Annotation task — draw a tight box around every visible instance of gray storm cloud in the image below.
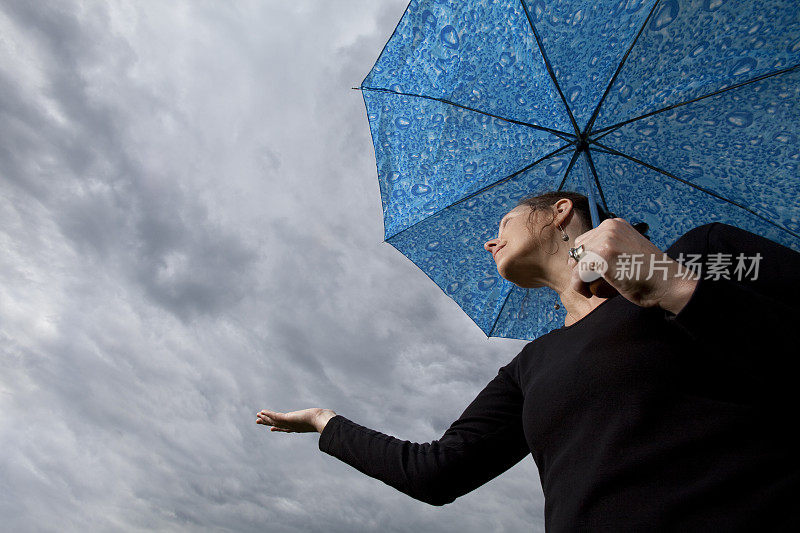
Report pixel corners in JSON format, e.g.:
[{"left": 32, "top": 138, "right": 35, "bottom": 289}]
[{"left": 0, "top": 2, "right": 540, "bottom": 531}]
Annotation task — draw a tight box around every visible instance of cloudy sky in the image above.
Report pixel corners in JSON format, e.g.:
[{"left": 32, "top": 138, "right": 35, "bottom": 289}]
[{"left": 0, "top": 1, "right": 541, "bottom": 531}]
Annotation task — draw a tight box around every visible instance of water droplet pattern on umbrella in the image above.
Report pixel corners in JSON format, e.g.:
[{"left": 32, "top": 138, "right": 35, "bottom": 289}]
[
  {"left": 601, "top": 69, "right": 800, "bottom": 242},
  {"left": 521, "top": 0, "right": 659, "bottom": 131},
  {"left": 365, "top": 90, "right": 566, "bottom": 239},
  {"left": 588, "top": 149, "right": 800, "bottom": 253},
  {"left": 363, "top": 0, "right": 572, "bottom": 130},
  {"left": 595, "top": 0, "right": 800, "bottom": 130}
]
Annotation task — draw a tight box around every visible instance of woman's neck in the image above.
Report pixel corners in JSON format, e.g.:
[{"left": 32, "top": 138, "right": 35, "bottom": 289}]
[
  {"left": 525, "top": 226, "right": 609, "bottom": 327},
  {"left": 561, "top": 293, "right": 608, "bottom": 327},
  {"left": 538, "top": 256, "right": 609, "bottom": 326}
]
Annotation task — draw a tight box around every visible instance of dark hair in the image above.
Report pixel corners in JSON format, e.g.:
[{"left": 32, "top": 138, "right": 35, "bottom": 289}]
[{"left": 515, "top": 191, "right": 649, "bottom": 254}]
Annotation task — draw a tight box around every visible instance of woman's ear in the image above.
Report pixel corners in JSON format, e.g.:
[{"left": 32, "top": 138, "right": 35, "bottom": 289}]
[{"left": 553, "top": 198, "right": 573, "bottom": 225}]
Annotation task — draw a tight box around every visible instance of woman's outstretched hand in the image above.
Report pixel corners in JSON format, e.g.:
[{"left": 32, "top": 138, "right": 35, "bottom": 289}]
[
  {"left": 256, "top": 408, "right": 337, "bottom": 434},
  {"left": 568, "top": 218, "right": 698, "bottom": 315}
]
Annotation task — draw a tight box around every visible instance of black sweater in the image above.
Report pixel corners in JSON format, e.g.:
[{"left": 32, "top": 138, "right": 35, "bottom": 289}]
[{"left": 319, "top": 223, "right": 800, "bottom": 532}]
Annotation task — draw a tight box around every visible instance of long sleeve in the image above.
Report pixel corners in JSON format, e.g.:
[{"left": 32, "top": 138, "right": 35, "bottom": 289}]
[
  {"left": 318, "top": 360, "right": 529, "bottom": 506},
  {"left": 664, "top": 222, "right": 800, "bottom": 336},
  {"left": 663, "top": 222, "right": 800, "bottom": 406},
  {"left": 667, "top": 222, "right": 800, "bottom": 322}
]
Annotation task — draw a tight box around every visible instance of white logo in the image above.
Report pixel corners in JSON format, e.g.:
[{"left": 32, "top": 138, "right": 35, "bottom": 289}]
[{"left": 576, "top": 251, "right": 608, "bottom": 282}]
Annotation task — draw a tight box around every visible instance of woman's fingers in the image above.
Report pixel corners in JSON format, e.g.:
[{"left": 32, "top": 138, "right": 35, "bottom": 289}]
[
  {"left": 256, "top": 409, "right": 299, "bottom": 431},
  {"left": 569, "top": 218, "right": 677, "bottom": 308},
  {"left": 257, "top": 409, "right": 281, "bottom": 426}
]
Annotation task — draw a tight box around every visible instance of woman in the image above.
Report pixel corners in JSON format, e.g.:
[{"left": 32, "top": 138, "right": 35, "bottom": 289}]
[{"left": 257, "top": 191, "right": 800, "bottom": 531}]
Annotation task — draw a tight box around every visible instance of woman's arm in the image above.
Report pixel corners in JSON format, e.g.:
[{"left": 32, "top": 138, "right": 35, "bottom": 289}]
[
  {"left": 663, "top": 222, "right": 800, "bottom": 339},
  {"left": 258, "top": 360, "right": 529, "bottom": 506},
  {"left": 569, "top": 219, "right": 799, "bottom": 323},
  {"left": 661, "top": 223, "right": 800, "bottom": 407}
]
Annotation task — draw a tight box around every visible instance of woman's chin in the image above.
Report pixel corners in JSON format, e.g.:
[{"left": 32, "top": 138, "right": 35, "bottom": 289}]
[
  {"left": 498, "top": 263, "right": 528, "bottom": 287},
  {"left": 503, "top": 276, "right": 537, "bottom": 289},
  {"left": 495, "top": 262, "right": 511, "bottom": 281},
  {"left": 502, "top": 268, "right": 545, "bottom": 289},
  {"left": 511, "top": 280, "right": 544, "bottom": 289}
]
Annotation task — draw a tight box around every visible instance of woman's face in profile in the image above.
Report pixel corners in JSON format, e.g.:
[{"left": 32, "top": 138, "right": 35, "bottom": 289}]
[{"left": 484, "top": 206, "right": 543, "bottom": 285}]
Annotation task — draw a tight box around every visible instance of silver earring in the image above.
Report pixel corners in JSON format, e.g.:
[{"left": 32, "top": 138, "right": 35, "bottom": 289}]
[{"left": 557, "top": 223, "right": 569, "bottom": 241}]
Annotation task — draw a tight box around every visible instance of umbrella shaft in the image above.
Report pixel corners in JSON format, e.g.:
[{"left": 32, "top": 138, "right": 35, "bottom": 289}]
[{"left": 581, "top": 151, "right": 601, "bottom": 228}]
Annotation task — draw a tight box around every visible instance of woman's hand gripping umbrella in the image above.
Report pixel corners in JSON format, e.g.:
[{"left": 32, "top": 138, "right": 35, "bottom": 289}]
[{"left": 566, "top": 217, "right": 698, "bottom": 315}]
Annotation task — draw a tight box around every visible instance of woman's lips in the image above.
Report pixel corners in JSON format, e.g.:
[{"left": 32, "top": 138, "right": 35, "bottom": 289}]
[{"left": 493, "top": 245, "right": 505, "bottom": 260}]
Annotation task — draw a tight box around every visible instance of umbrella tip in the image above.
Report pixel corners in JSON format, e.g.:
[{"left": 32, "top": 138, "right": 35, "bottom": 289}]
[{"left": 351, "top": 87, "right": 361, "bottom": 90}]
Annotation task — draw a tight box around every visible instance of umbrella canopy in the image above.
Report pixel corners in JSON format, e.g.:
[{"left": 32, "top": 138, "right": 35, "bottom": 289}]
[{"left": 362, "top": 0, "right": 800, "bottom": 341}]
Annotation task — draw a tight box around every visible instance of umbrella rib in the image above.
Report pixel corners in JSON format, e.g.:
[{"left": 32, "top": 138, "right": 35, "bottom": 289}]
[
  {"left": 590, "top": 124, "right": 625, "bottom": 144},
  {"left": 555, "top": 149, "right": 611, "bottom": 216},
  {"left": 358, "top": 1, "right": 414, "bottom": 88},
  {"left": 520, "top": 1, "right": 581, "bottom": 136},
  {"left": 384, "top": 142, "right": 576, "bottom": 242},
  {"left": 591, "top": 63, "right": 800, "bottom": 135},
  {"left": 488, "top": 285, "right": 516, "bottom": 338},
  {"left": 359, "top": 86, "right": 576, "bottom": 140},
  {"left": 582, "top": 0, "right": 662, "bottom": 136},
  {"left": 589, "top": 141, "right": 800, "bottom": 241},
  {"left": 557, "top": 148, "right": 582, "bottom": 191},
  {"left": 583, "top": 149, "right": 611, "bottom": 215}
]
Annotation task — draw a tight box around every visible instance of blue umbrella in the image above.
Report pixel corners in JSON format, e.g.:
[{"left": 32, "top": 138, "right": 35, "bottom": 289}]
[{"left": 361, "top": 0, "right": 800, "bottom": 341}]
